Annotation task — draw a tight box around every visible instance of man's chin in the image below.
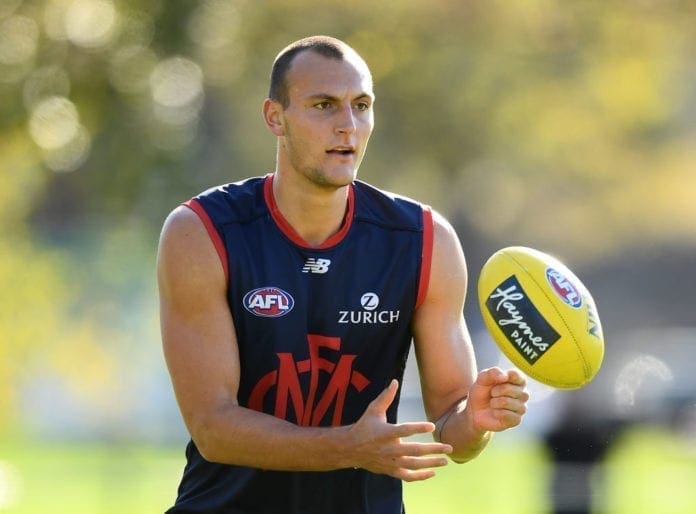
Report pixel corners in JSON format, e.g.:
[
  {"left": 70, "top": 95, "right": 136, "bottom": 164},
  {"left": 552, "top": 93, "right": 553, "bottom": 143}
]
[{"left": 309, "top": 168, "right": 358, "bottom": 189}]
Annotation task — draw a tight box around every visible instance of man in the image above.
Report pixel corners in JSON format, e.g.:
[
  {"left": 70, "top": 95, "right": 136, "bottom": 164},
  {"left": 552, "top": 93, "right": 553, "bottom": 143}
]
[{"left": 158, "top": 35, "right": 529, "bottom": 513}]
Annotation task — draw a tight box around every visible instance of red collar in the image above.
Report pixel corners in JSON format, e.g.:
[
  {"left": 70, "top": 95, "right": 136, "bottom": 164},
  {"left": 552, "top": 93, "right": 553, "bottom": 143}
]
[{"left": 263, "top": 173, "right": 354, "bottom": 249}]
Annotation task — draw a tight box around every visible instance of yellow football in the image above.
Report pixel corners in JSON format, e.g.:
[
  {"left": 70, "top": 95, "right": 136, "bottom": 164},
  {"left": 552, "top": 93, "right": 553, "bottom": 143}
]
[{"left": 477, "top": 246, "right": 604, "bottom": 389}]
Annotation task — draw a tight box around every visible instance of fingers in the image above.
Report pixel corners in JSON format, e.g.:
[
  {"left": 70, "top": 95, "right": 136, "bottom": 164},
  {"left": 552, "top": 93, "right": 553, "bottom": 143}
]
[
  {"left": 505, "top": 368, "right": 527, "bottom": 387},
  {"left": 469, "top": 367, "right": 530, "bottom": 432},
  {"left": 476, "top": 366, "right": 527, "bottom": 384},
  {"left": 381, "top": 447, "right": 451, "bottom": 482},
  {"left": 395, "top": 468, "right": 438, "bottom": 482},
  {"left": 390, "top": 421, "right": 435, "bottom": 438},
  {"left": 491, "top": 382, "right": 530, "bottom": 401},
  {"left": 489, "top": 395, "right": 527, "bottom": 414},
  {"left": 395, "top": 441, "right": 453, "bottom": 456},
  {"left": 397, "top": 455, "right": 450, "bottom": 469},
  {"left": 392, "top": 455, "right": 450, "bottom": 482},
  {"left": 384, "top": 425, "right": 453, "bottom": 455},
  {"left": 368, "top": 379, "right": 399, "bottom": 414},
  {"left": 353, "top": 380, "right": 454, "bottom": 479},
  {"left": 491, "top": 408, "right": 524, "bottom": 429},
  {"left": 474, "top": 367, "right": 509, "bottom": 387},
  {"left": 488, "top": 371, "right": 529, "bottom": 416}
]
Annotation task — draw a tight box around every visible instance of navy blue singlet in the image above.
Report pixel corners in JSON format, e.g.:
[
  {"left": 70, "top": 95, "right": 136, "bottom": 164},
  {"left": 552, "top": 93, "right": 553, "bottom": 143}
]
[{"left": 167, "top": 174, "right": 433, "bottom": 514}]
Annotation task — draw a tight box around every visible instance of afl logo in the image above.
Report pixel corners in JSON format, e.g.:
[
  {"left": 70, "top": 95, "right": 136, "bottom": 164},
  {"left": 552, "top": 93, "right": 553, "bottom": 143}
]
[
  {"left": 360, "top": 292, "right": 379, "bottom": 311},
  {"left": 545, "top": 268, "right": 583, "bottom": 309},
  {"left": 243, "top": 287, "right": 295, "bottom": 318}
]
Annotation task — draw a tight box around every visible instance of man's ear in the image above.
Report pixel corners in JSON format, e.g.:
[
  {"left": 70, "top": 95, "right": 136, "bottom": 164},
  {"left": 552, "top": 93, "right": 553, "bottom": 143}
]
[{"left": 263, "top": 98, "right": 285, "bottom": 136}]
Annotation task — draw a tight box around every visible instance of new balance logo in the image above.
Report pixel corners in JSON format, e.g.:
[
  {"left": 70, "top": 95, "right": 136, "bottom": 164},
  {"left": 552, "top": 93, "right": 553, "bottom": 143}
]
[{"left": 302, "top": 258, "right": 331, "bottom": 274}]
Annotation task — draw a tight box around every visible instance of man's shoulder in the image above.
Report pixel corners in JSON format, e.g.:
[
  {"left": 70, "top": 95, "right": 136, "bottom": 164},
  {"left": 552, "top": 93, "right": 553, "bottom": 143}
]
[
  {"left": 190, "top": 175, "right": 268, "bottom": 224},
  {"left": 195, "top": 175, "right": 266, "bottom": 201},
  {"left": 353, "top": 180, "right": 427, "bottom": 231},
  {"left": 353, "top": 180, "right": 424, "bottom": 205}
]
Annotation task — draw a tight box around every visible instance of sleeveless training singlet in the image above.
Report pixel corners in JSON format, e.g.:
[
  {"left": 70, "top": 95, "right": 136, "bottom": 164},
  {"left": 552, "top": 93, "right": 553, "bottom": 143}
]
[{"left": 167, "top": 174, "right": 433, "bottom": 514}]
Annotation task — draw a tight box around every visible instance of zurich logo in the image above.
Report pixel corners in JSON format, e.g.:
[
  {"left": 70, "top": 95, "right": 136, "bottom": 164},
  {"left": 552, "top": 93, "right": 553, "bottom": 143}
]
[
  {"left": 243, "top": 287, "right": 295, "bottom": 318},
  {"left": 545, "top": 268, "right": 583, "bottom": 309},
  {"left": 338, "top": 292, "right": 399, "bottom": 325},
  {"left": 360, "top": 292, "right": 379, "bottom": 311}
]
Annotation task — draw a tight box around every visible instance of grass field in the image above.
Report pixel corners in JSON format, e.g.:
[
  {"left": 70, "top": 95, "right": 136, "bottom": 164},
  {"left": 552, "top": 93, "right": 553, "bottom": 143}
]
[{"left": 0, "top": 427, "right": 694, "bottom": 513}]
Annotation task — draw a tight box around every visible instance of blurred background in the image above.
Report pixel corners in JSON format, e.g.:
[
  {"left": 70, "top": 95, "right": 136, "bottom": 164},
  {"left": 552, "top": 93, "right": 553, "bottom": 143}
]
[{"left": 1, "top": 0, "right": 695, "bottom": 512}]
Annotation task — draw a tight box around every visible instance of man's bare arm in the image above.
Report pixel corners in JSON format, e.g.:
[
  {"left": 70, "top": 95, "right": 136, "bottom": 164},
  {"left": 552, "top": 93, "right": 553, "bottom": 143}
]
[{"left": 412, "top": 212, "right": 529, "bottom": 463}]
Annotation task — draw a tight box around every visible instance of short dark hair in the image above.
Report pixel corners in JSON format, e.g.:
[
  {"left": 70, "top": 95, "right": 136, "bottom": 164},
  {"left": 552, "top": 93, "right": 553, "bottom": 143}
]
[{"left": 269, "top": 36, "right": 352, "bottom": 108}]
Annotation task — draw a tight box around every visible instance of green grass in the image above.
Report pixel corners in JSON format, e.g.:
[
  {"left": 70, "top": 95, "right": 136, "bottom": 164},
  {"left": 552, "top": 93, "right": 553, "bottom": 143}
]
[
  {"left": 405, "top": 428, "right": 696, "bottom": 514},
  {"left": 1, "top": 427, "right": 694, "bottom": 513},
  {"left": 603, "top": 428, "right": 696, "bottom": 514},
  {"left": 404, "top": 436, "right": 550, "bottom": 514},
  {"left": 0, "top": 441, "right": 183, "bottom": 514}
]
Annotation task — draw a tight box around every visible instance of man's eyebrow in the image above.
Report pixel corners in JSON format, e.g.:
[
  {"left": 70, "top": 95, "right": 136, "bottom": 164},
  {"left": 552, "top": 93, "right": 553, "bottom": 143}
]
[
  {"left": 306, "top": 93, "right": 338, "bottom": 102},
  {"left": 306, "top": 92, "right": 374, "bottom": 102}
]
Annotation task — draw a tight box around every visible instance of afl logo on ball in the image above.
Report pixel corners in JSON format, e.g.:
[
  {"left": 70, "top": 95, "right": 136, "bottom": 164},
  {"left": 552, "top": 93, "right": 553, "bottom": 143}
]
[
  {"left": 243, "top": 287, "right": 295, "bottom": 318},
  {"left": 546, "top": 268, "right": 583, "bottom": 309}
]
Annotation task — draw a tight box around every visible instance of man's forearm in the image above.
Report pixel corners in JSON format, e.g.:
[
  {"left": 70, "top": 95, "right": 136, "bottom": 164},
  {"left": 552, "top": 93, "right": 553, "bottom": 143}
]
[{"left": 190, "top": 403, "right": 355, "bottom": 470}]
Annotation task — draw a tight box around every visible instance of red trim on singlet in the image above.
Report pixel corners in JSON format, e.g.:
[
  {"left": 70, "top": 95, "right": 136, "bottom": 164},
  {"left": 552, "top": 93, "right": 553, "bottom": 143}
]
[
  {"left": 415, "top": 206, "right": 434, "bottom": 309},
  {"left": 183, "top": 199, "right": 230, "bottom": 283},
  {"left": 263, "top": 173, "right": 355, "bottom": 249}
]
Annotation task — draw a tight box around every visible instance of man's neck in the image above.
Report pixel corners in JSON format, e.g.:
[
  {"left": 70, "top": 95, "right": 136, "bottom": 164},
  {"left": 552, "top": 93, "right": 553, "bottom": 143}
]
[{"left": 271, "top": 172, "right": 350, "bottom": 248}]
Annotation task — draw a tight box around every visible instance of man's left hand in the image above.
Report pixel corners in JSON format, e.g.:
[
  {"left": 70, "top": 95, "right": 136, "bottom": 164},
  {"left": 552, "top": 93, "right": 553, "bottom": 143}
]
[{"left": 467, "top": 367, "right": 529, "bottom": 432}]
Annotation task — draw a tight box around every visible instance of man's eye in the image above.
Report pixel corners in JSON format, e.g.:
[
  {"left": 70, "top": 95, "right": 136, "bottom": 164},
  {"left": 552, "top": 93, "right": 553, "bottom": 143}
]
[
  {"left": 315, "top": 102, "right": 332, "bottom": 110},
  {"left": 355, "top": 102, "right": 370, "bottom": 111}
]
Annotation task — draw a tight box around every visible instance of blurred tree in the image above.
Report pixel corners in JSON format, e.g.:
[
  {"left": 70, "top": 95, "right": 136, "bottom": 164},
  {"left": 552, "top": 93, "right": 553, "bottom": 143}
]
[
  {"left": 0, "top": 0, "right": 693, "bottom": 255},
  {"left": 0, "top": 126, "right": 121, "bottom": 433}
]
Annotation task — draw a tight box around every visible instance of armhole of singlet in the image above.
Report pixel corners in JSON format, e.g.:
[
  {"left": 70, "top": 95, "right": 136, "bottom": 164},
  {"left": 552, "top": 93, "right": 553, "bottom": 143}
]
[
  {"left": 415, "top": 206, "right": 434, "bottom": 309},
  {"left": 182, "top": 199, "right": 230, "bottom": 284}
]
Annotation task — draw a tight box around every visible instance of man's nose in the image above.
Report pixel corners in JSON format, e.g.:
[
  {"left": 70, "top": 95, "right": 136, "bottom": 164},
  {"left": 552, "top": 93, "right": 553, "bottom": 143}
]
[{"left": 334, "top": 103, "right": 356, "bottom": 134}]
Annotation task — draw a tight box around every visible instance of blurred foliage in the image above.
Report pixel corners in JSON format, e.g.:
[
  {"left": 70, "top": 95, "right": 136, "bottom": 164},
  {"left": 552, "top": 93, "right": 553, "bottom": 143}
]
[
  {"left": 0, "top": 0, "right": 694, "bottom": 247},
  {"left": 0, "top": 127, "right": 128, "bottom": 433},
  {"left": 1, "top": 0, "right": 696, "bottom": 434}
]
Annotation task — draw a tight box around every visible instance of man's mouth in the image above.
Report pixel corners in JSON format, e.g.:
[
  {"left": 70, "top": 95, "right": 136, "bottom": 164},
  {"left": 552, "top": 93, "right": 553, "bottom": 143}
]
[{"left": 327, "top": 147, "right": 355, "bottom": 156}]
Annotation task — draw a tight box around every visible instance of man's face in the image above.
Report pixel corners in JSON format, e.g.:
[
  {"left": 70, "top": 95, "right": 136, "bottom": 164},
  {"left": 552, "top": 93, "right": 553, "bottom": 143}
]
[{"left": 277, "top": 50, "right": 374, "bottom": 189}]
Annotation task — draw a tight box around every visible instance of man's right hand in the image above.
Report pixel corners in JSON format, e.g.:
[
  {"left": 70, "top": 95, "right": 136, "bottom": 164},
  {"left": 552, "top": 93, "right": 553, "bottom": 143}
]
[{"left": 344, "top": 379, "right": 452, "bottom": 481}]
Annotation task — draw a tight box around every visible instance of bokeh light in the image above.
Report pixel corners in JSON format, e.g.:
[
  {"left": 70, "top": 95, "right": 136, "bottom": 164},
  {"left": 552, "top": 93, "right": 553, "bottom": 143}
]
[
  {"left": 29, "top": 96, "right": 80, "bottom": 150},
  {"left": 187, "top": 0, "right": 247, "bottom": 86},
  {"left": 0, "top": 15, "right": 39, "bottom": 83},
  {"left": 614, "top": 354, "right": 674, "bottom": 413},
  {"left": 28, "top": 96, "right": 91, "bottom": 172},
  {"left": 64, "top": 0, "right": 119, "bottom": 49},
  {"left": 150, "top": 56, "right": 204, "bottom": 124},
  {"left": 187, "top": 0, "right": 241, "bottom": 50},
  {"left": 0, "top": 15, "right": 39, "bottom": 66},
  {"left": 42, "top": 125, "right": 91, "bottom": 172},
  {"left": 147, "top": 56, "right": 205, "bottom": 152}
]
